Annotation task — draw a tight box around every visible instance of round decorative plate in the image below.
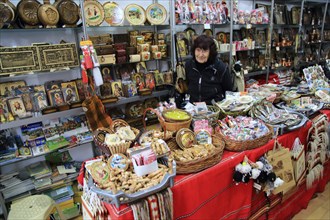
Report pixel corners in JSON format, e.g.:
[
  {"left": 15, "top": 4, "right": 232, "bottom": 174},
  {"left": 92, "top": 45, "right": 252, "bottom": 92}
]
[
  {"left": 103, "top": 2, "right": 124, "bottom": 26},
  {"left": 146, "top": 3, "right": 167, "bottom": 25},
  {"left": 176, "top": 128, "right": 196, "bottom": 149},
  {"left": 84, "top": 0, "right": 104, "bottom": 26},
  {"left": 125, "top": 4, "right": 146, "bottom": 25},
  {"left": 108, "top": 153, "right": 129, "bottom": 171}
]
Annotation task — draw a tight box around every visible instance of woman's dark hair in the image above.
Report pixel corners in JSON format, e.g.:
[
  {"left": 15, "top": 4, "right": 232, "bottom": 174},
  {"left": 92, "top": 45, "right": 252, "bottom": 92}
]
[{"left": 191, "top": 35, "right": 218, "bottom": 63}]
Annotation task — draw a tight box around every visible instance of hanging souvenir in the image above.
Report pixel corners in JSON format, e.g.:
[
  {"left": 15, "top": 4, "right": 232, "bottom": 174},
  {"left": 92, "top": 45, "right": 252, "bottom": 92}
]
[
  {"left": 146, "top": 3, "right": 167, "bottom": 25},
  {"left": 103, "top": 1, "right": 124, "bottom": 26},
  {"left": 125, "top": 4, "right": 146, "bottom": 25},
  {"left": 84, "top": 0, "right": 105, "bottom": 26}
]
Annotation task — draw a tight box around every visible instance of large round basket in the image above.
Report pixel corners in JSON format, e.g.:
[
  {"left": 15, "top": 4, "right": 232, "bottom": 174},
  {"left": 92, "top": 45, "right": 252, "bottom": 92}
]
[
  {"left": 216, "top": 124, "right": 273, "bottom": 152},
  {"left": 143, "top": 108, "right": 192, "bottom": 134},
  {"left": 192, "top": 105, "right": 220, "bottom": 126},
  {"left": 166, "top": 137, "right": 225, "bottom": 174}
]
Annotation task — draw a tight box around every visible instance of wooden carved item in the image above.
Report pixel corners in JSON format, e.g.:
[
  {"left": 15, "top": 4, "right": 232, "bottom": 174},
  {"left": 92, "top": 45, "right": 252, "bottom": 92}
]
[
  {"left": 54, "top": 0, "right": 79, "bottom": 27},
  {"left": 17, "top": 0, "right": 41, "bottom": 27},
  {"left": 0, "top": 46, "right": 41, "bottom": 75},
  {"left": 37, "top": 0, "right": 59, "bottom": 27},
  {"left": 0, "top": 0, "right": 16, "bottom": 28},
  {"left": 36, "top": 43, "right": 79, "bottom": 70}
]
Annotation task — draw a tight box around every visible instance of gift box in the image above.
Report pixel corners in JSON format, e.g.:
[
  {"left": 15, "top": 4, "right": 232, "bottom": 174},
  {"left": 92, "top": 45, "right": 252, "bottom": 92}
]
[
  {"left": 116, "top": 49, "right": 126, "bottom": 57},
  {"left": 126, "top": 46, "right": 137, "bottom": 55},
  {"left": 152, "top": 52, "right": 162, "bottom": 60},
  {"left": 137, "top": 44, "right": 150, "bottom": 53},
  {"left": 129, "top": 54, "right": 141, "bottom": 63},
  {"left": 94, "top": 45, "right": 114, "bottom": 55},
  {"left": 114, "top": 43, "right": 127, "bottom": 51},
  {"left": 98, "top": 54, "right": 116, "bottom": 65},
  {"left": 116, "top": 56, "right": 126, "bottom": 64},
  {"left": 141, "top": 52, "right": 150, "bottom": 61}
]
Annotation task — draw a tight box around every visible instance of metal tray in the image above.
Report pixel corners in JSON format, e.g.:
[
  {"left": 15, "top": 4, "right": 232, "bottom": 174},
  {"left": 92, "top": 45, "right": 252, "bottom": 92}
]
[
  {"left": 276, "top": 100, "right": 324, "bottom": 118},
  {"left": 269, "top": 111, "right": 309, "bottom": 135},
  {"left": 87, "top": 159, "right": 176, "bottom": 208}
]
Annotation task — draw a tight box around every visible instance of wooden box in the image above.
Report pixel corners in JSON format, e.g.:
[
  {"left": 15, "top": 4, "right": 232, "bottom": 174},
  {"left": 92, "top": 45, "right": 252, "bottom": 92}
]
[
  {"left": 0, "top": 46, "right": 41, "bottom": 75},
  {"left": 37, "top": 43, "right": 79, "bottom": 70},
  {"left": 98, "top": 54, "right": 116, "bottom": 65}
]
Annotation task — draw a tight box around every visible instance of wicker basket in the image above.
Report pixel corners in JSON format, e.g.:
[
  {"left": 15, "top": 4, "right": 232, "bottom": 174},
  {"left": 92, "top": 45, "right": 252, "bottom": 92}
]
[
  {"left": 166, "top": 137, "right": 225, "bottom": 174},
  {"left": 192, "top": 105, "right": 220, "bottom": 126},
  {"left": 143, "top": 108, "right": 192, "bottom": 135},
  {"left": 216, "top": 124, "right": 273, "bottom": 152},
  {"left": 93, "top": 125, "right": 139, "bottom": 155},
  {"left": 110, "top": 119, "right": 141, "bottom": 143}
]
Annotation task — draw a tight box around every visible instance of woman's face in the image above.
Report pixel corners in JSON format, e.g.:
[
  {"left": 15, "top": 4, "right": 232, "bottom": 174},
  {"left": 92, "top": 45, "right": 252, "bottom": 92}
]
[{"left": 195, "top": 47, "right": 210, "bottom": 63}]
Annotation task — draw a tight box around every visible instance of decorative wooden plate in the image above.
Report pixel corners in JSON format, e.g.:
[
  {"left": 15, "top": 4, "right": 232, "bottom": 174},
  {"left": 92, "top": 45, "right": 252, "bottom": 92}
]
[
  {"left": 125, "top": 4, "right": 146, "bottom": 25},
  {"left": 146, "top": 3, "right": 167, "bottom": 25},
  {"left": 103, "top": 1, "right": 124, "bottom": 26},
  {"left": 84, "top": 0, "right": 104, "bottom": 26}
]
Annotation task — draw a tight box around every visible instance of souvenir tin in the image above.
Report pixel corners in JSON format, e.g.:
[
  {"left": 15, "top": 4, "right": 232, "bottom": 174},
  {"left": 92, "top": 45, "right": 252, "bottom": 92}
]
[
  {"left": 176, "top": 128, "right": 196, "bottom": 150},
  {"left": 195, "top": 129, "right": 211, "bottom": 145}
]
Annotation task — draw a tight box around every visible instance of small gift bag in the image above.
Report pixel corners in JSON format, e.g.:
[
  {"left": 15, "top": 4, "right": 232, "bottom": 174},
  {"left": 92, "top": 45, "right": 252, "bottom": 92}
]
[
  {"left": 266, "top": 139, "right": 296, "bottom": 194},
  {"left": 291, "top": 137, "right": 306, "bottom": 185}
]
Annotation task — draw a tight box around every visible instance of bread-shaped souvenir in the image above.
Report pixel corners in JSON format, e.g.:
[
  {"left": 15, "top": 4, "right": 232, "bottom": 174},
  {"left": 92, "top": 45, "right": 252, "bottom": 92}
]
[
  {"left": 117, "top": 126, "right": 136, "bottom": 141},
  {"left": 104, "top": 133, "right": 121, "bottom": 145}
]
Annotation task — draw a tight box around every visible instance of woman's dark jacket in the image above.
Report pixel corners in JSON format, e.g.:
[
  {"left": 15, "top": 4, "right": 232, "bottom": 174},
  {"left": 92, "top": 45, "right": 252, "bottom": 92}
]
[{"left": 185, "top": 58, "right": 234, "bottom": 104}]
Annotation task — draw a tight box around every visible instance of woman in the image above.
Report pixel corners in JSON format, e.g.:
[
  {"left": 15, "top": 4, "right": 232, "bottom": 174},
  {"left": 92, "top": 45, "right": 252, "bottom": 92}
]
[{"left": 185, "top": 35, "right": 234, "bottom": 104}]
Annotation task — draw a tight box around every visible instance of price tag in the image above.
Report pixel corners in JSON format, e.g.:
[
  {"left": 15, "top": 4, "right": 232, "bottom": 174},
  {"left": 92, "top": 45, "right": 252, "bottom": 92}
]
[
  {"left": 276, "top": 46, "right": 280, "bottom": 51},
  {"left": 204, "top": 24, "right": 211, "bottom": 29},
  {"left": 244, "top": 70, "right": 248, "bottom": 74},
  {"left": 246, "top": 24, "right": 252, "bottom": 29}
]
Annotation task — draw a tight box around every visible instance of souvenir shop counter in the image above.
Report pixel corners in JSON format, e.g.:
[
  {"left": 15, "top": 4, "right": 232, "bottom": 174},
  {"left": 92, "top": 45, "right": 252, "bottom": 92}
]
[{"left": 102, "top": 110, "right": 330, "bottom": 220}]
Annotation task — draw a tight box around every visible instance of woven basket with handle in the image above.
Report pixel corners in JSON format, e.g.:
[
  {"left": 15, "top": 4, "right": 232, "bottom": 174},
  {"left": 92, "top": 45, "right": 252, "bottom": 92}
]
[
  {"left": 216, "top": 124, "right": 273, "bottom": 152},
  {"left": 166, "top": 136, "right": 225, "bottom": 174},
  {"left": 93, "top": 120, "right": 140, "bottom": 155},
  {"left": 143, "top": 108, "right": 192, "bottom": 135}
]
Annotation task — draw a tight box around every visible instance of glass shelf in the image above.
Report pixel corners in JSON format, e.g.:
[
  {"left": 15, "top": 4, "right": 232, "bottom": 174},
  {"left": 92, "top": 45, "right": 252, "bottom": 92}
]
[
  {"left": 175, "top": 23, "right": 229, "bottom": 27},
  {"left": 86, "top": 24, "right": 170, "bottom": 29},
  {"left": 105, "top": 90, "right": 169, "bottom": 108},
  {"left": 233, "top": 24, "right": 269, "bottom": 30},
  {"left": 236, "top": 47, "right": 266, "bottom": 52},
  {"left": 0, "top": 107, "right": 84, "bottom": 130},
  {"left": 0, "top": 67, "right": 81, "bottom": 82},
  {"left": 273, "top": 24, "right": 300, "bottom": 28},
  {"left": 0, "top": 141, "right": 92, "bottom": 167},
  {"left": 0, "top": 27, "right": 82, "bottom": 33}
]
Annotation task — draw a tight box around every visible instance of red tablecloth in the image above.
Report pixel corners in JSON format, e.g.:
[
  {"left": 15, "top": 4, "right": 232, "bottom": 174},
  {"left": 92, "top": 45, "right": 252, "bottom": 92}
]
[{"left": 104, "top": 110, "right": 330, "bottom": 220}]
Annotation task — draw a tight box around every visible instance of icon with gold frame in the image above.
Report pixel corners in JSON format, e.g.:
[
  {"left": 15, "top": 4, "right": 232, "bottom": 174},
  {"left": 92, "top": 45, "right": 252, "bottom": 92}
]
[{"left": 7, "top": 97, "right": 27, "bottom": 117}]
